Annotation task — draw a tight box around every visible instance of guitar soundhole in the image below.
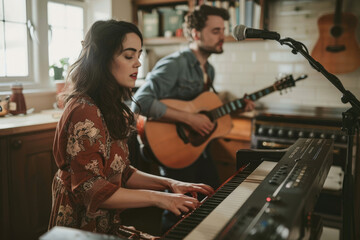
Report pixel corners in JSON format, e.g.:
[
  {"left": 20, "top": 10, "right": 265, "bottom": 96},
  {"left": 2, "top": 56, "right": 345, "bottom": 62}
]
[{"left": 330, "top": 25, "right": 343, "bottom": 38}]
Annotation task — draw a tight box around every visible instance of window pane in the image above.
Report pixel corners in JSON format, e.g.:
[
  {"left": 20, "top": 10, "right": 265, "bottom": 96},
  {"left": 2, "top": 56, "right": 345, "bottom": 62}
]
[
  {"left": 49, "top": 27, "right": 67, "bottom": 64},
  {"left": 4, "top": 0, "right": 26, "bottom": 23},
  {"left": 5, "top": 22, "right": 28, "bottom": 76},
  {"left": 48, "top": 2, "right": 65, "bottom": 28},
  {"left": 48, "top": 1, "right": 84, "bottom": 77},
  {"left": 0, "top": 0, "right": 4, "bottom": 20},
  {"left": 66, "top": 5, "right": 83, "bottom": 29},
  {"left": 65, "top": 29, "right": 83, "bottom": 62},
  {"left": 0, "top": 23, "right": 5, "bottom": 76}
]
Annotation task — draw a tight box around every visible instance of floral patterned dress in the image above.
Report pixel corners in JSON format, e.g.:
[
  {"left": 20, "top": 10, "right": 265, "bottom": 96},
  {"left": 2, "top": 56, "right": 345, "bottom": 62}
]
[{"left": 48, "top": 96, "right": 137, "bottom": 236}]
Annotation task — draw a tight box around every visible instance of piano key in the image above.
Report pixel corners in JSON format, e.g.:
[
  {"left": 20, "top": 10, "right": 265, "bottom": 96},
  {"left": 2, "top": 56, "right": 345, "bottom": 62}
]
[
  {"left": 184, "top": 161, "right": 277, "bottom": 240},
  {"left": 163, "top": 161, "right": 276, "bottom": 240}
]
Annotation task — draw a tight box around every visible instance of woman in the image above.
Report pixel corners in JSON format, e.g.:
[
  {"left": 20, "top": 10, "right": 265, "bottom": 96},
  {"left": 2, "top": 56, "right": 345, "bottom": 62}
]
[{"left": 48, "top": 20, "right": 214, "bottom": 238}]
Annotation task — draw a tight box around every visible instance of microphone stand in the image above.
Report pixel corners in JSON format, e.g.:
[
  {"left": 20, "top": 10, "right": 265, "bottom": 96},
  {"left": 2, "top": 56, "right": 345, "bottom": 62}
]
[{"left": 277, "top": 37, "right": 360, "bottom": 240}]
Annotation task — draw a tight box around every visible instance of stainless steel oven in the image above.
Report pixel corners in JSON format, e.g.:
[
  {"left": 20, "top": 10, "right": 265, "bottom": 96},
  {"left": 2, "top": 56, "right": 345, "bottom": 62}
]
[{"left": 252, "top": 120, "right": 348, "bottom": 169}]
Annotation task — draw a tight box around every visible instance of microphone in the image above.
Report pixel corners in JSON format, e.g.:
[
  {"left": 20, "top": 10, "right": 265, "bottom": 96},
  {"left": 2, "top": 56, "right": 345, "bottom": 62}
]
[{"left": 232, "top": 25, "right": 281, "bottom": 41}]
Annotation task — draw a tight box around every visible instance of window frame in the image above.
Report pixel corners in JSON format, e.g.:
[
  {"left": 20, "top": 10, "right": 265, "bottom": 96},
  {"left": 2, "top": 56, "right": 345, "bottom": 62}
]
[
  {"left": 0, "top": 0, "right": 33, "bottom": 86},
  {"left": 0, "top": 0, "right": 87, "bottom": 92}
]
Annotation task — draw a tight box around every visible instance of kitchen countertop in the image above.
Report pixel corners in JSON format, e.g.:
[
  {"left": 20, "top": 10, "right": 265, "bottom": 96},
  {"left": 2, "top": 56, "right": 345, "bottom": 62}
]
[
  {"left": 0, "top": 104, "right": 351, "bottom": 137},
  {"left": 0, "top": 109, "right": 63, "bottom": 136}
]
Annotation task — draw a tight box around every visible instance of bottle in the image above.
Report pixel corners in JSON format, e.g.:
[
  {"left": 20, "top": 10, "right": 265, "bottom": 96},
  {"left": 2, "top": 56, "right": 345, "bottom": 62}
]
[{"left": 9, "top": 83, "right": 27, "bottom": 115}]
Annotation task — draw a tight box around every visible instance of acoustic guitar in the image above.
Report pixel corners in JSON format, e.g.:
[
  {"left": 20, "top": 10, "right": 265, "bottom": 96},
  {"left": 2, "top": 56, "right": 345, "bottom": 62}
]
[
  {"left": 311, "top": 0, "right": 360, "bottom": 74},
  {"left": 137, "top": 74, "right": 307, "bottom": 169}
]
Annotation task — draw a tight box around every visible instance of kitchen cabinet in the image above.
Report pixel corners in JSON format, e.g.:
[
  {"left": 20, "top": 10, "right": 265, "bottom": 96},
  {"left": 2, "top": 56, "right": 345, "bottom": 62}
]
[
  {"left": 0, "top": 114, "right": 58, "bottom": 240},
  {"left": 210, "top": 117, "right": 253, "bottom": 183}
]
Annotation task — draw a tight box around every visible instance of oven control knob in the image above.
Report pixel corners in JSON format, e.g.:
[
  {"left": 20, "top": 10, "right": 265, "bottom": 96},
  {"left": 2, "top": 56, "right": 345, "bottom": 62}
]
[
  {"left": 288, "top": 130, "right": 294, "bottom": 138},
  {"left": 309, "top": 132, "right": 315, "bottom": 138},
  {"left": 268, "top": 128, "right": 274, "bottom": 136},
  {"left": 298, "top": 131, "right": 305, "bottom": 138},
  {"left": 278, "top": 129, "right": 284, "bottom": 137},
  {"left": 320, "top": 133, "right": 327, "bottom": 138},
  {"left": 258, "top": 127, "right": 265, "bottom": 135},
  {"left": 340, "top": 135, "right": 347, "bottom": 143},
  {"left": 330, "top": 134, "right": 337, "bottom": 140}
]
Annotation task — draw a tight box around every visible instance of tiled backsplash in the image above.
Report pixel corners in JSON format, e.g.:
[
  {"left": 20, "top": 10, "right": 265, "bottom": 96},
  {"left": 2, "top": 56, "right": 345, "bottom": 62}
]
[
  {"left": 148, "top": 0, "right": 360, "bottom": 108},
  {"left": 210, "top": 0, "right": 360, "bottom": 108}
]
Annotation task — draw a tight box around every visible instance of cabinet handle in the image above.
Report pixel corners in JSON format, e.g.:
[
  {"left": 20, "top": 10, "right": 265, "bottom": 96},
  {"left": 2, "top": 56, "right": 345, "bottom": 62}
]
[{"left": 11, "top": 139, "right": 22, "bottom": 149}]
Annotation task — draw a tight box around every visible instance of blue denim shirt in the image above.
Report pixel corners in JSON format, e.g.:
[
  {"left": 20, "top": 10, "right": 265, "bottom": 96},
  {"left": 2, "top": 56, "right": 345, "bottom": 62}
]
[{"left": 131, "top": 48, "right": 215, "bottom": 119}]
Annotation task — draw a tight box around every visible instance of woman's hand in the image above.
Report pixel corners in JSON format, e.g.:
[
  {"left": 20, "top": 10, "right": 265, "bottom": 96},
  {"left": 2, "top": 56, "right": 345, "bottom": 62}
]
[
  {"left": 152, "top": 180, "right": 214, "bottom": 216},
  {"left": 168, "top": 180, "right": 215, "bottom": 200},
  {"left": 153, "top": 191, "right": 201, "bottom": 216}
]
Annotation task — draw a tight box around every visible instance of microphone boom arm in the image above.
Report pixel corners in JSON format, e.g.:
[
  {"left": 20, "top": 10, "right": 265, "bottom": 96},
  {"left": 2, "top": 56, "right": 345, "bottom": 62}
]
[
  {"left": 277, "top": 37, "right": 360, "bottom": 240},
  {"left": 277, "top": 37, "right": 360, "bottom": 112}
]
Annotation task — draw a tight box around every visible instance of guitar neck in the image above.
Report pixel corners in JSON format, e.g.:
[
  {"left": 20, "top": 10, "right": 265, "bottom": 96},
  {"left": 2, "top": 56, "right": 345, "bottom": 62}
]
[
  {"left": 334, "top": 0, "right": 343, "bottom": 25},
  {"left": 210, "top": 85, "right": 276, "bottom": 121}
]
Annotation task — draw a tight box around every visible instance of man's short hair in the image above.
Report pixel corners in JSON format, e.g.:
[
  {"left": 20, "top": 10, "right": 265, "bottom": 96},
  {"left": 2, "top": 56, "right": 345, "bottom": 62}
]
[{"left": 183, "top": 4, "right": 230, "bottom": 41}]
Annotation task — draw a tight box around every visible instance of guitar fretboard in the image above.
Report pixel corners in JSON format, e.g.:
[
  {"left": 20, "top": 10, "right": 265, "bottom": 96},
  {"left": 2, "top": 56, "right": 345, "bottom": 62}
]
[{"left": 210, "top": 85, "right": 276, "bottom": 120}]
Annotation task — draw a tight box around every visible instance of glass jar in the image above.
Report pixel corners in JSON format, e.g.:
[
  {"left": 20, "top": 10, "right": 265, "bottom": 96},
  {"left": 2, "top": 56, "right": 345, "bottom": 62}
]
[{"left": 9, "top": 83, "right": 27, "bottom": 115}]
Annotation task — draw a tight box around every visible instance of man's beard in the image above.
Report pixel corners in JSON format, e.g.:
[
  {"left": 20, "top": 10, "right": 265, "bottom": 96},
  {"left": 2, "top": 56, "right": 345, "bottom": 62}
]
[{"left": 199, "top": 43, "right": 224, "bottom": 55}]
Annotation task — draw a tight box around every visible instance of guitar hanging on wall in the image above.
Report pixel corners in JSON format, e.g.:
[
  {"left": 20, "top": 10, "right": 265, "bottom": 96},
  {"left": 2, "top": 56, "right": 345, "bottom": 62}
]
[
  {"left": 137, "top": 74, "right": 307, "bottom": 169},
  {"left": 311, "top": 0, "right": 360, "bottom": 74}
]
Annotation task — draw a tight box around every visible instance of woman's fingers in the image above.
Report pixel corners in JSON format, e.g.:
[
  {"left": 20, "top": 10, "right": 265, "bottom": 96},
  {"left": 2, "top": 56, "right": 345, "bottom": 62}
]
[
  {"left": 190, "top": 184, "right": 215, "bottom": 196},
  {"left": 174, "top": 200, "right": 198, "bottom": 216}
]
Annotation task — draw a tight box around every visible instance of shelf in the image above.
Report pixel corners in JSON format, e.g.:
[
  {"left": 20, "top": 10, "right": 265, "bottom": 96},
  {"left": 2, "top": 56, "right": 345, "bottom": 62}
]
[
  {"left": 143, "top": 35, "right": 247, "bottom": 46},
  {"left": 144, "top": 36, "right": 187, "bottom": 45},
  {"left": 134, "top": 0, "right": 189, "bottom": 7},
  {"left": 134, "top": 0, "right": 267, "bottom": 46}
]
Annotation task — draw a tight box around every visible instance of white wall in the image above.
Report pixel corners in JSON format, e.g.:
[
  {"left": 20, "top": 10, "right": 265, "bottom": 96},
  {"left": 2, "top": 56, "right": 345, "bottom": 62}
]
[
  {"left": 146, "top": 0, "right": 360, "bottom": 109},
  {"left": 86, "top": 0, "right": 112, "bottom": 31},
  {"left": 211, "top": 0, "right": 360, "bottom": 108},
  {"left": 112, "top": 0, "right": 132, "bottom": 22}
]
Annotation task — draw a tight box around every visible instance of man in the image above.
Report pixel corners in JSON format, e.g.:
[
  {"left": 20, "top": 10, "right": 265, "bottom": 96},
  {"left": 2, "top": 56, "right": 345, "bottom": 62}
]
[{"left": 131, "top": 4, "right": 254, "bottom": 232}]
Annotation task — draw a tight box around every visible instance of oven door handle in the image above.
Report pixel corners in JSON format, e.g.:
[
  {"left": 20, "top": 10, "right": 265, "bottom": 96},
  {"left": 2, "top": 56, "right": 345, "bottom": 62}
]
[{"left": 262, "top": 141, "right": 292, "bottom": 148}]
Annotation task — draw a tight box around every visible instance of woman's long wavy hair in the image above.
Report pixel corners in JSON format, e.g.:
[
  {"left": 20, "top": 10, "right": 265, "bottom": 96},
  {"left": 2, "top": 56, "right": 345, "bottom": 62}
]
[{"left": 64, "top": 20, "right": 143, "bottom": 140}]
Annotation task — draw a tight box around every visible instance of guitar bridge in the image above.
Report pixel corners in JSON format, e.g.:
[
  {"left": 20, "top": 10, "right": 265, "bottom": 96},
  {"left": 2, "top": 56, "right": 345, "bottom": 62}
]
[{"left": 326, "top": 45, "right": 346, "bottom": 53}]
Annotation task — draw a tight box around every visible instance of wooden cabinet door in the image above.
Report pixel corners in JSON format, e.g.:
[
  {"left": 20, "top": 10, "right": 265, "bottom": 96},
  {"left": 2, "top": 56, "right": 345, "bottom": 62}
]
[
  {"left": 211, "top": 118, "right": 252, "bottom": 183},
  {"left": 8, "top": 130, "right": 57, "bottom": 240},
  {"left": 211, "top": 138, "right": 251, "bottom": 183}
]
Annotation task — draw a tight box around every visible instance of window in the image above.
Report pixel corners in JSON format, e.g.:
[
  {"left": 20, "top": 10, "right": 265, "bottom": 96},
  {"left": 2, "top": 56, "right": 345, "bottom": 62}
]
[
  {"left": 48, "top": 1, "right": 84, "bottom": 80},
  {"left": 0, "top": 0, "right": 86, "bottom": 90},
  {"left": 0, "top": 0, "right": 29, "bottom": 79}
]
